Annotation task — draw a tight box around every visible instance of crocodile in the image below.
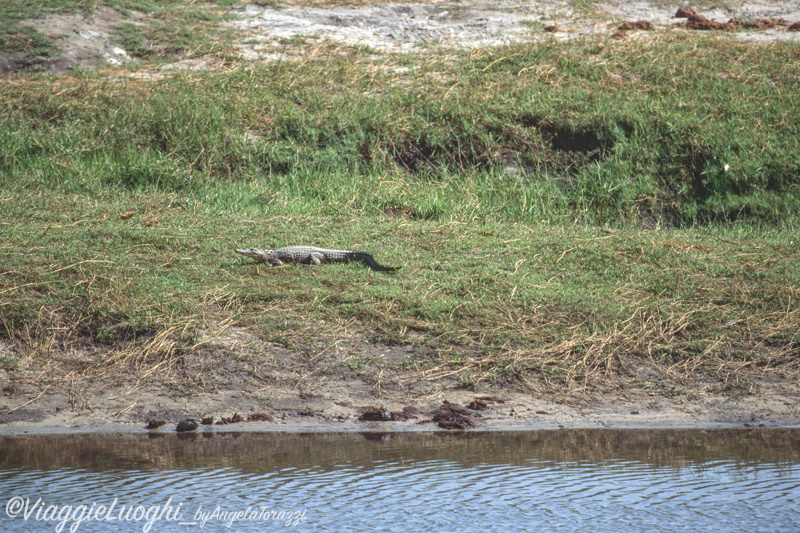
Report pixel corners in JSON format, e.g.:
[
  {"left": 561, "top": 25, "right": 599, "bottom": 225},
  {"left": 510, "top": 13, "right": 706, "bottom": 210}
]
[{"left": 235, "top": 246, "right": 400, "bottom": 271}]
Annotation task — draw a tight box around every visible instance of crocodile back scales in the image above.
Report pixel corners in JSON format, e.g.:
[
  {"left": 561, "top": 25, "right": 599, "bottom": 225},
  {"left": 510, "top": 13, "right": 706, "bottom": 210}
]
[
  {"left": 276, "top": 246, "right": 398, "bottom": 271},
  {"left": 237, "top": 246, "right": 399, "bottom": 271}
]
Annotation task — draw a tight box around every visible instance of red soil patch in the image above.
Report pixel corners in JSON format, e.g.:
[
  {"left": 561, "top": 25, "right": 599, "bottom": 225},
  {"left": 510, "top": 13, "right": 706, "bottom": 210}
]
[
  {"left": 431, "top": 401, "right": 477, "bottom": 430},
  {"left": 686, "top": 14, "right": 736, "bottom": 31},
  {"left": 729, "top": 18, "right": 789, "bottom": 29},
  {"left": 676, "top": 8, "right": 797, "bottom": 31},
  {"left": 617, "top": 20, "right": 655, "bottom": 31}
]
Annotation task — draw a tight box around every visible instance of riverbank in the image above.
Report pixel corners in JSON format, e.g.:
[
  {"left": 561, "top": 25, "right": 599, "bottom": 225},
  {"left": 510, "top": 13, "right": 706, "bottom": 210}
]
[
  {"left": 2, "top": 343, "right": 798, "bottom": 434},
  {"left": 1, "top": 1, "right": 798, "bottom": 435}
]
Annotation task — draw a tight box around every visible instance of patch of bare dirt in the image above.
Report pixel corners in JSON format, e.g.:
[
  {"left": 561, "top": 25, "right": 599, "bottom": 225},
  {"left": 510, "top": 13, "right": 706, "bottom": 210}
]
[
  {"left": 3, "top": 1, "right": 800, "bottom": 74},
  {"left": 229, "top": 0, "right": 800, "bottom": 61},
  {"left": 1, "top": 7, "right": 138, "bottom": 73}
]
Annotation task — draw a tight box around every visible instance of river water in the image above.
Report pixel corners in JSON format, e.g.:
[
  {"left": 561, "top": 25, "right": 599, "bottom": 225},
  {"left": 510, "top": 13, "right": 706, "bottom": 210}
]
[{"left": 1, "top": 428, "right": 799, "bottom": 532}]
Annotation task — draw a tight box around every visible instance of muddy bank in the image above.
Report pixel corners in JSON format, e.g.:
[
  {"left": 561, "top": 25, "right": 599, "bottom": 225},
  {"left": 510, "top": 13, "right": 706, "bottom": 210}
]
[{"left": 2, "top": 334, "right": 798, "bottom": 435}]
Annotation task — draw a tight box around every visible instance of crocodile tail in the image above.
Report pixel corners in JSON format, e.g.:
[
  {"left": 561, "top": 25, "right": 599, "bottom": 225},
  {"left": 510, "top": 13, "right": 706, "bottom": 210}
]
[{"left": 349, "top": 252, "right": 400, "bottom": 272}]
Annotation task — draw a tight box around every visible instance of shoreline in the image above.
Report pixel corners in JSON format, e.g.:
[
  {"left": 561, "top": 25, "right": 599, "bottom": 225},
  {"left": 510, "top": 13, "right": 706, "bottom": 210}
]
[
  {"left": 3, "top": 421, "right": 800, "bottom": 437},
  {"left": 3, "top": 375, "right": 798, "bottom": 436}
]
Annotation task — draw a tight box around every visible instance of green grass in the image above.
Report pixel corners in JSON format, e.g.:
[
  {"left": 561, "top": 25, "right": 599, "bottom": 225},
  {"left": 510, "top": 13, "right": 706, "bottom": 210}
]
[
  {"left": 3, "top": 35, "right": 799, "bottom": 224},
  {"left": 110, "top": 3, "right": 237, "bottom": 60},
  {"left": 1, "top": 191, "right": 797, "bottom": 385},
  {"left": 0, "top": 26, "right": 56, "bottom": 57},
  {"left": 1, "top": 23, "right": 799, "bottom": 387}
]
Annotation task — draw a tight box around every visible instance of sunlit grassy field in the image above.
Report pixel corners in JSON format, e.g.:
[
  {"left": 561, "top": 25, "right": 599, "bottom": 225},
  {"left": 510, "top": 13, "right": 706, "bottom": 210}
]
[{"left": 1, "top": 1, "right": 798, "bottom": 387}]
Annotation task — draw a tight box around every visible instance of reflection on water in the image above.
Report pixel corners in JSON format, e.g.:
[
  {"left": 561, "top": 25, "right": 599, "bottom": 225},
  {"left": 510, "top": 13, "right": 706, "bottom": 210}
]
[{"left": 1, "top": 429, "right": 799, "bottom": 532}]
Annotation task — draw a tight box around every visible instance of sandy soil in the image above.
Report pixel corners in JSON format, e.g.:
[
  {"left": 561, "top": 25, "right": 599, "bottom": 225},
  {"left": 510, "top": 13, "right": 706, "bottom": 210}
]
[
  {"left": 2, "top": 0, "right": 800, "bottom": 73},
  {"left": 0, "top": 7, "right": 137, "bottom": 73},
  {"left": 230, "top": 0, "right": 800, "bottom": 60},
  {"left": 2, "top": 323, "right": 798, "bottom": 435},
  {"left": 2, "top": 2, "right": 799, "bottom": 433}
]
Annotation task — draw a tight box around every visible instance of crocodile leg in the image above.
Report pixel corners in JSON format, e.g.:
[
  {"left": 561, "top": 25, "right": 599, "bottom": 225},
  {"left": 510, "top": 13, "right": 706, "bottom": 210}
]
[{"left": 309, "top": 252, "right": 325, "bottom": 266}]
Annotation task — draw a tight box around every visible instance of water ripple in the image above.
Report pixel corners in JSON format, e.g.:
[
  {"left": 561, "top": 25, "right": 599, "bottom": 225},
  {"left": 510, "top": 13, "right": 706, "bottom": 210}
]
[{"left": 2, "top": 432, "right": 800, "bottom": 533}]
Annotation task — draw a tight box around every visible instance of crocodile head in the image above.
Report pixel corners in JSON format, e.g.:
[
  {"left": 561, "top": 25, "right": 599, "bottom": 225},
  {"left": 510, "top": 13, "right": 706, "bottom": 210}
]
[{"left": 235, "top": 248, "right": 273, "bottom": 263}]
